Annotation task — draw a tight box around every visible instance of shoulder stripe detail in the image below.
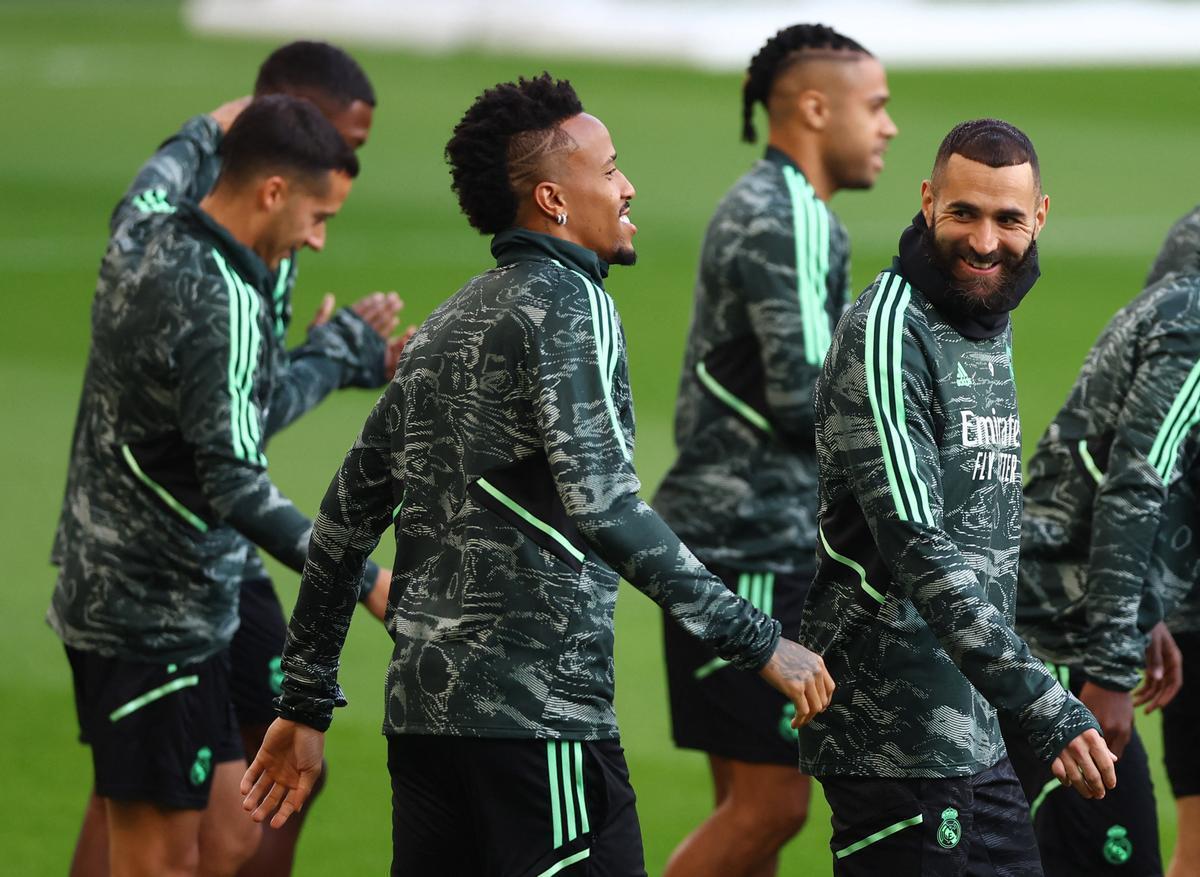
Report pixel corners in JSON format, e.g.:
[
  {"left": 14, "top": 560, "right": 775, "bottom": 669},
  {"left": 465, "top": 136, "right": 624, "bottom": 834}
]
[
  {"left": 782, "top": 166, "right": 832, "bottom": 366},
  {"left": 212, "top": 249, "right": 266, "bottom": 466},
  {"left": 865, "top": 273, "right": 933, "bottom": 524},
  {"left": 575, "top": 270, "right": 632, "bottom": 463},
  {"left": 1148, "top": 357, "right": 1200, "bottom": 482},
  {"left": 271, "top": 257, "right": 291, "bottom": 339}
]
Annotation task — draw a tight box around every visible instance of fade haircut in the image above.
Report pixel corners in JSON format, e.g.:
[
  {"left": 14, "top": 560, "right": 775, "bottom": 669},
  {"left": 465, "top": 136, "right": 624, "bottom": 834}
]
[
  {"left": 216, "top": 95, "right": 359, "bottom": 191},
  {"left": 444, "top": 73, "right": 583, "bottom": 235},
  {"left": 932, "top": 119, "right": 1041, "bottom": 194},
  {"left": 742, "top": 23, "right": 871, "bottom": 144},
  {"left": 254, "top": 40, "right": 376, "bottom": 108}
]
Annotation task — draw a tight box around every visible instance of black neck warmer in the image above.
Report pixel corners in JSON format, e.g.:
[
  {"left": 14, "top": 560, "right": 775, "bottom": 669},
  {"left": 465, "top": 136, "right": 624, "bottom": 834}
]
[{"left": 897, "top": 212, "right": 1040, "bottom": 340}]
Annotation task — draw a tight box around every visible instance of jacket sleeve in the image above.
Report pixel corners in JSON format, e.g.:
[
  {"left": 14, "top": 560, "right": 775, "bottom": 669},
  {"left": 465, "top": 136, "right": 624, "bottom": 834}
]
[
  {"left": 111, "top": 115, "right": 222, "bottom": 233},
  {"left": 533, "top": 273, "right": 780, "bottom": 670},
  {"left": 265, "top": 307, "right": 389, "bottom": 439},
  {"left": 1082, "top": 319, "right": 1200, "bottom": 689},
  {"left": 827, "top": 306, "right": 1098, "bottom": 764},
  {"left": 735, "top": 220, "right": 825, "bottom": 445},
  {"left": 275, "top": 386, "right": 397, "bottom": 730}
]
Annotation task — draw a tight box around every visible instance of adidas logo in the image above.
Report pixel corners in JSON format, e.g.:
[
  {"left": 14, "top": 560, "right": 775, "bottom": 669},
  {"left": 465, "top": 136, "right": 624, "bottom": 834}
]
[{"left": 956, "top": 362, "right": 972, "bottom": 387}]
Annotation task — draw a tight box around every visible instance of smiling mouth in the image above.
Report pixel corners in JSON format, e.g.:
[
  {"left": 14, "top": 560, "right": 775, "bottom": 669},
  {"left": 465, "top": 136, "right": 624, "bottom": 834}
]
[{"left": 961, "top": 255, "right": 999, "bottom": 274}]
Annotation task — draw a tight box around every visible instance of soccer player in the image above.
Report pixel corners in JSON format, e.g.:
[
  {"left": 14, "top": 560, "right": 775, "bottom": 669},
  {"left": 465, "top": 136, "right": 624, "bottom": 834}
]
[
  {"left": 240, "top": 73, "right": 835, "bottom": 875},
  {"left": 798, "top": 119, "right": 1116, "bottom": 875},
  {"left": 48, "top": 96, "right": 366, "bottom": 877},
  {"left": 1006, "top": 220, "right": 1200, "bottom": 872},
  {"left": 1143, "top": 209, "right": 1200, "bottom": 877},
  {"left": 59, "top": 41, "right": 402, "bottom": 877},
  {"left": 653, "top": 24, "right": 895, "bottom": 877}
]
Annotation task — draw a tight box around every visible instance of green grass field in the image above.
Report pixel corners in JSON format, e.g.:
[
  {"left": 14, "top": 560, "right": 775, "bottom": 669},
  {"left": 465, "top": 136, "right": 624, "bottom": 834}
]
[{"left": 2, "top": 2, "right": 1198, "bottom": 872}]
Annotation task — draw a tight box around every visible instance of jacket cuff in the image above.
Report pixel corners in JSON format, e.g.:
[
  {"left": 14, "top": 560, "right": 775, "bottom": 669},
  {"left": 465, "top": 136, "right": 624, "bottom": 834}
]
[{"left": 306, "top": 308, "right": 388, "bottom": 388}]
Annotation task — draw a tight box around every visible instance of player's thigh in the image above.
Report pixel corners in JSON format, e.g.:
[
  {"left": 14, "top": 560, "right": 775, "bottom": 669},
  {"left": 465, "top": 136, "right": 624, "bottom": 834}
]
[
  {"left": 388, "top": 735, "right": 479, "bottom": 876},
  {"left": 1032, "top": 729, "right": 1160, "bottom": 875},
  {"left": 68, "top": 646, "right": 241, "bottom": 811},
  {"left": 1163, "top": 630, "right": 1200, "bottom": 801},
  {"left": 471, "top": 737, "right": 646, "bottom": 877},
  {"left": 722, "top": 759, "right": 812, "bottom": 835},
  {"left": 963, "top": 757, "right": 1043, "bottom": 877},
  {"left": 106, "top": 799, "right": 202, "bottom": 877},
  {"left": 197, "top": 759, "right": 259, "bottom": 877},
  {"left": 665, "top": 564, "right": 810, "bottom": 767}
]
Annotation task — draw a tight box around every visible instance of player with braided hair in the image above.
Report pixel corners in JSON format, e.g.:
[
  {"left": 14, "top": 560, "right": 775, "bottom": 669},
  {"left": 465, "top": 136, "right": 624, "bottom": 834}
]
[{"left": 654, "top": 23, "right": 894, "bottom": 877}]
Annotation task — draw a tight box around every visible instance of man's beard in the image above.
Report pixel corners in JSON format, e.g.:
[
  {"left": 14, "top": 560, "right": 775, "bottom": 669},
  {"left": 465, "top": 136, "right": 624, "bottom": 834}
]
[
  {"left": 611, "top": 245, "right": 637, "bottom": 267},
  {"left": 923, "top": 218, "right": 1034, "bottom": 314}
]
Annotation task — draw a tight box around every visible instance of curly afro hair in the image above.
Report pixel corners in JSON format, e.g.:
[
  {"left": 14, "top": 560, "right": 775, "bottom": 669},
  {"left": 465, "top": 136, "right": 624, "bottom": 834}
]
[{"left": 445, "top": 73, "right": 583, "bottom": 235}]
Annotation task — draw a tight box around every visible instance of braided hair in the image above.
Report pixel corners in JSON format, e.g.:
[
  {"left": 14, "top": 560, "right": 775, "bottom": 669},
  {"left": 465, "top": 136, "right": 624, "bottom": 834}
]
[{"left": 741, "top": 24, "right": 871, "bottom": 143}]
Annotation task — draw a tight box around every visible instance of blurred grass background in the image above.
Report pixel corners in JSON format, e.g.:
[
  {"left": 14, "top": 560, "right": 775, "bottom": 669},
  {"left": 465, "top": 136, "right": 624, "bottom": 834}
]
[{"left": 1, "top": 1, "right": 1197, "bottom": 872}]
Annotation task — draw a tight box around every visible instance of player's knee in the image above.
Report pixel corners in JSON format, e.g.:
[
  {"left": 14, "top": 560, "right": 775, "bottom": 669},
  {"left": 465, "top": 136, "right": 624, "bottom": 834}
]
[
  {"left": 728, "top": 790, "right": 809, "bottom": 843},
  {"left": 198, "top": 814, "right": 259, "bottom": 876}
]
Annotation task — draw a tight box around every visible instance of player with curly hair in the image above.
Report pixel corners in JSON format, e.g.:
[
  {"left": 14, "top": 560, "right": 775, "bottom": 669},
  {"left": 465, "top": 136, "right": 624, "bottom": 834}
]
[{"left": 241, "top": 73, "right": 835, "bottom": 875}]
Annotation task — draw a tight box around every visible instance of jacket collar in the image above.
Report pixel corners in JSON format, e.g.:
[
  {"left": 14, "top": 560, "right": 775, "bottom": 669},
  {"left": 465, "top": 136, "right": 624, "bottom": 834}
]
[
  {"left": 176, "top": 200, "right": 275, "bottom": 293},
  {"left": 491, "top": 227, "right": 609, "bottom": 287}
]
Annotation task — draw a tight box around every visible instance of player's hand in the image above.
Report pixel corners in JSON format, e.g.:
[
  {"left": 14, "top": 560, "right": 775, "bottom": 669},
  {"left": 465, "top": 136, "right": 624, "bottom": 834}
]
[
  {"left": 1132, "top": 621, "right": 1182, "bottom": 713},
  {"left": 240, "top": 718, "right": 325, "bottom": 829},
  {"left": 1050, "top": 728, "right": 1117, "bottom": 799},
  {"left": 352, "top": 291, "right": 403, "bottom": 339},
  {"left": 210, "top": 96, "right": 251, "bottom": 133},
  {"left": 758, "top": 638, "right": 835, "bottom": 728},
  {"left": 309, "top": 292, "right": 337, "bottom": 329},
  {"left": 1078, "top": 680, "right": 1134, "bottom": 759},
  {"left": 364, "top": 566, "right": 391, "bottom": 623}
]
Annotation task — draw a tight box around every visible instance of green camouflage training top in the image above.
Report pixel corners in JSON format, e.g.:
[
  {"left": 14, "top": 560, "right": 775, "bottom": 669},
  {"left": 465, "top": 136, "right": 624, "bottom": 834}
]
[
  {"left": 1018, "top": 271, "right": 1200, "bottom": 690},
  {"left": 654, "top": 148, "right": 850, "bottom": 574},
  {"left": 50, "top": 114, "right": 388, "bottom": 630},
  {"left": 48, "top": 122, "right": 383, "bottom": 663},
  {"left": 799, "top": 255, "right": 1097, "bottom": 778},
  {"left": 275, "top": 229, "right": 782, "bottom": 737},
  {"left": 1146, "top": 205, "right": 1200, "bottom": 288},
  {"left": 1145, "top": 207, "right": 1200, "bottom": 637}
]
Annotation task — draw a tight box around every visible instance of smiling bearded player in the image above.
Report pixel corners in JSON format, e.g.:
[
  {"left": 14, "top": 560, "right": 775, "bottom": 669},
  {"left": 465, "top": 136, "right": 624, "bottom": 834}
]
[{"left": 797, "top": 119, "right": 1115, "bottom": 876}]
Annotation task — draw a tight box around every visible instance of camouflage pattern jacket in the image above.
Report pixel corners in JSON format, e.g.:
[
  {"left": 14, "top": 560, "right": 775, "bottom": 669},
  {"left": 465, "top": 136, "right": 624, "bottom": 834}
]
[
  {"left": 276, "top": 229, "right": 782, "bottom": 737},
  {"left": 1145, "top": 206, "right": 1200, "bottom": 636},
  {"left": 654, "top": 148, "right": 849, "bottom": 574},
  {"left": 51, "top": 114, "right": 388, "bottom": 623},
  {"left": 799, "top": 249, "right": 1097, "bottom": 778},
  {"left": 48, "top": 120, "right": 383, "bottom": 662},
  {"left": 1019, "top": 273, "right": 1200, "bottom": 685}
]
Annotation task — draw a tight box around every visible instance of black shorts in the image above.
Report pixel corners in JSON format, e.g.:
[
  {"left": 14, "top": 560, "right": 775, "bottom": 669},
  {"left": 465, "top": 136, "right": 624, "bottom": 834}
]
[
  {"left": 229, "top": 577, "right": 288, "bottom": 728},
  {"left": 1001, "top": 663, "right": 1161, "bottom": 876},
  {"left": 1162, "top": 629, "right": 1200, "bottom": 798},
  {"left": 67, "top": 645, "right": 243, "bottom": 810},
  {"left": 819, "top": 757, "right": 1042, "bottom": 876},
  {"left": 664, "top": 562, "right": 810, "bottom": 765},
  {"left": 387, "top": 735, "right": 646, "bottom": 876}
]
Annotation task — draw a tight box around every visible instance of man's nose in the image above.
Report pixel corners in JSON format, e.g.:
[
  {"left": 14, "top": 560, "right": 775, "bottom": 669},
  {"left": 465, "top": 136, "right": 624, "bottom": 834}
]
[
  {"left": 305, "top": 225, "right": 326, "bottom": 252},
  {"left": 969, "top": 221, "right": 998, "bottom": 256}
]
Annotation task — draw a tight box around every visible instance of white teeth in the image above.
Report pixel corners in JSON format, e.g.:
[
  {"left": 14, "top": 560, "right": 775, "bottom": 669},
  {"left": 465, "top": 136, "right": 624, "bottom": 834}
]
[{"left": 619, "top": 215, "right": 631, "bottom": 224}]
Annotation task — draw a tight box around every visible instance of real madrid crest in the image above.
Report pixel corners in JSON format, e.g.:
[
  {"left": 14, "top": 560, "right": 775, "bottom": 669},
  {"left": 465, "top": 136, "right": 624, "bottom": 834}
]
[
  {"left": 1102, "top": 825, "right": 1132, "bottom": 865},
  {"left": 937, "top": 807, "right": 961, "bottom": 849}
]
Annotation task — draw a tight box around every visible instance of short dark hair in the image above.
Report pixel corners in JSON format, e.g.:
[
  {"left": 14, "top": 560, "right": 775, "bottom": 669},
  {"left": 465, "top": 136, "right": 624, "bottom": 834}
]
[
  {"left": 444, "top": 73, "right": 583, "bottom": 235},
  {"left": 932, "top": 118, "right": 1041, "bottom": 193},
  {"left": 742, "top": 24, "right": 871, "bottom": 144},
  {"left": 254, "top": 40, "right": 376, "bottom": 108},
  {"left": 217, "top": 95, "right": 359, "bottom": 189}
]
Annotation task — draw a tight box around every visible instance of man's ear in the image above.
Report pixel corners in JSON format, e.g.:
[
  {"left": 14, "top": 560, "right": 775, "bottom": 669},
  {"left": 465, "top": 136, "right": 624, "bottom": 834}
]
[
  {"left": 532, "top": 180, "right": 567, "bottom": 223},
  {"left": 1032, "top": 193, "right": 1050, "bottom": 241},
  {"left": 796, "top": 88, "right": 830, "bottom": 132},
  {"left": 258, "top": 175, "right": 288, "bottom": 211},
  {"left": 920, "top": 179, "right": 935, "bottom": 226}
]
